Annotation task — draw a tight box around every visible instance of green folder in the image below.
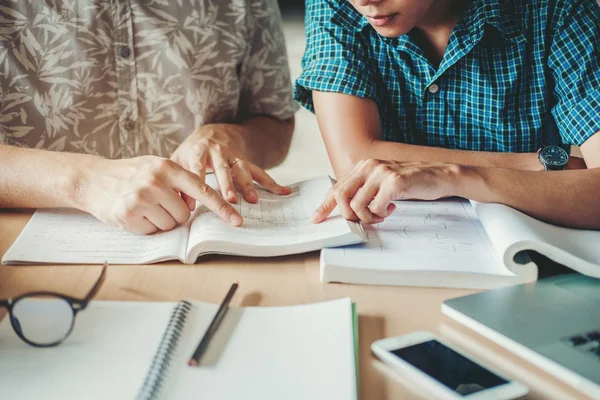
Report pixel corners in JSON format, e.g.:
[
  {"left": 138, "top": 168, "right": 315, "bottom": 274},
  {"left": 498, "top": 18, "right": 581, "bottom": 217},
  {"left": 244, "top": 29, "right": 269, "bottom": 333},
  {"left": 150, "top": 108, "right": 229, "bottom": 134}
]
[{"left": 352, "top": 302, "right": 360, "bottom": 397}]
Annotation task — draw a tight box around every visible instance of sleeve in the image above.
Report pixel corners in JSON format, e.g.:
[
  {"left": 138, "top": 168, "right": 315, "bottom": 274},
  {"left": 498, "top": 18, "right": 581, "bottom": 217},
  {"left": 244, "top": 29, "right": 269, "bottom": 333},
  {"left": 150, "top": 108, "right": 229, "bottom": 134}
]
[
  {"left": 548, "top": 0, "right": 600, "bottom": 146},
  {"left": 294, "top": 0, "right": 377, "bottom": 113},
  {"left": 238, "top": 0, "right": 300, "bottom": 121}
]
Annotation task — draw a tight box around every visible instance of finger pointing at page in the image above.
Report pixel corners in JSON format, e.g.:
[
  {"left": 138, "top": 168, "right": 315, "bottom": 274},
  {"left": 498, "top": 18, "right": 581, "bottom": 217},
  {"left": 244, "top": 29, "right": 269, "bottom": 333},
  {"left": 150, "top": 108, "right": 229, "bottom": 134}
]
[
  {"left": 172, "top": 167, "right": 243, "bottom": 227},
  {"left": 312, "top": 189, "right": 338, "bottom": 223}
]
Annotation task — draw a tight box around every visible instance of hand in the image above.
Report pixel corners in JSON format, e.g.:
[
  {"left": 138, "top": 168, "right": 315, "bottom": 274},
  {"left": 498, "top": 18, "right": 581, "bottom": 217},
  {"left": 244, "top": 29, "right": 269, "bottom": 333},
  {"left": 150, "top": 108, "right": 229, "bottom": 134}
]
[
  {"left": 170, "top": 124, "right": 291, "bottom": 206},
  {"left": 312, "top": 159, "right": 462, "bottom": 224},
  {"left": 80, "top": 156, "right": 243, "bottom": 234}
]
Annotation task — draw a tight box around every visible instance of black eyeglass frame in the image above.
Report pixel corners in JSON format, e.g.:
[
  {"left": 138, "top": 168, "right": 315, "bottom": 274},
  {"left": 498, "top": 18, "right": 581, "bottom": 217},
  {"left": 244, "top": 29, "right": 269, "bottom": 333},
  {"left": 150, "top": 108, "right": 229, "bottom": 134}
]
[{"left": 0, "top": 263, "right": 107, "bottom": 348}]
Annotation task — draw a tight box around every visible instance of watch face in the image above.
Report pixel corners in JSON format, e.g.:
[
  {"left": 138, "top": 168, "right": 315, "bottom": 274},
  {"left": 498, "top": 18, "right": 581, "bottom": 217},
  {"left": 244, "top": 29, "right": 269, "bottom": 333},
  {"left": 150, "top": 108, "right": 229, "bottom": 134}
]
[{"left": 541, "top": 146, "right": 568, "bottom": 166}]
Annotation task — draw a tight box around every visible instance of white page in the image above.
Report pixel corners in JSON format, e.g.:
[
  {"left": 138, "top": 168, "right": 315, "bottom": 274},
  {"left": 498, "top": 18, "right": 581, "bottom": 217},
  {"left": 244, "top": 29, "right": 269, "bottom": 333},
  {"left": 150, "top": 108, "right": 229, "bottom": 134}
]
[
  {"left": 159, "top": 298, "right": 356, "bottom": 400},
  {"left": 473, "top": 201, "right": 600, "bottom": 277},
  {"left": 0, "top": 301, "right": 175, "bottom": 400},
  {"left": 1, "top": 209, "right": 188, "bottom": 264},
  {"left": 187, "top": 176, "right": 356, "bottom": 251},
  {"left": 323, "top": 199, "right": 510, "bottom": 275}
]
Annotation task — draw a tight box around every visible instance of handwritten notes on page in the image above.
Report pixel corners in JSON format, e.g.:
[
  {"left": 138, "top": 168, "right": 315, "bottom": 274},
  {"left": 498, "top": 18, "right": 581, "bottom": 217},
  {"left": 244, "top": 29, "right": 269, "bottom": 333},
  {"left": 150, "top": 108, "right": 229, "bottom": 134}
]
[{"left": 323, "top": 199, "right": 509, "bottom": 275}]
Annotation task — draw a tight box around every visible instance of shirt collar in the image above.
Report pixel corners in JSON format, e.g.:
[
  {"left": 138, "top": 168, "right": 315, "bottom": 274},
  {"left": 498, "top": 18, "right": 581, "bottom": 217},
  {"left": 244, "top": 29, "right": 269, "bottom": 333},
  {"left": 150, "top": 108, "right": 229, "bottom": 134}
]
[
  {"left": 460, "top": 0, "right": 527, "bottom": 45},
  {"left": 330, "top": 2, "right": 370, "bottom": 32},
  {"left": 330, "top": 0, "right": 527, "bottom": 44}
]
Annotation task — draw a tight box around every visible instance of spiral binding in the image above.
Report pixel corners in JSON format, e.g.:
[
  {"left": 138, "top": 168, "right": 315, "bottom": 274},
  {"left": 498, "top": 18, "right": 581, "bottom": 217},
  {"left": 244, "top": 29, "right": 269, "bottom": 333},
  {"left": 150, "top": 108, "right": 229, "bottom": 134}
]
[{"left": 136, "top": 301, "right": 192, "bottom": 400}]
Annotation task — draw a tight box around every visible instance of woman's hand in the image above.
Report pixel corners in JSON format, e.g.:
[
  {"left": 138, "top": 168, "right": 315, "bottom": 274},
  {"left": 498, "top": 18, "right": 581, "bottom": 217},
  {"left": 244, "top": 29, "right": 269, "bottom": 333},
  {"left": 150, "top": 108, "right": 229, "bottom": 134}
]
[
  {"left": 312, "top": 159, "right": 464, "bottom": 224},
  {"left": 171, "top": 124, "right": 291, "bottom": 208}
]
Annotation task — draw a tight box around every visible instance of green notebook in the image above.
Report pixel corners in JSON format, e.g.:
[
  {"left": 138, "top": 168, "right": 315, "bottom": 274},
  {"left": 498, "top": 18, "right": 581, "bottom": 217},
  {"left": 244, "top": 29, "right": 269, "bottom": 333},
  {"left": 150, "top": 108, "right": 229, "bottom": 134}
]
[{"left": 353, "top": 302, "right": 360, "bottom": 395}]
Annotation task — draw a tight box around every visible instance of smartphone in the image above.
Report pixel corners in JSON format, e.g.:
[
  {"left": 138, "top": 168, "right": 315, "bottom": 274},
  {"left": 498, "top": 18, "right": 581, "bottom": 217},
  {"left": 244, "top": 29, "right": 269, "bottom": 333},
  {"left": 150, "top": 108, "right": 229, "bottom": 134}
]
[{"left": 372, "top": 331, "right": 529, "bottom": 400}]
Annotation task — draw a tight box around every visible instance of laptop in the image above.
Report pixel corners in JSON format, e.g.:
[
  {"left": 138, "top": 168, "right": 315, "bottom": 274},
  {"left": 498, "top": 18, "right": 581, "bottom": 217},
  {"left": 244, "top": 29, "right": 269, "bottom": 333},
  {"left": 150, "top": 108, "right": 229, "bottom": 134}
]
[{"left": 442, "top": 274, "right": 600, "bottom": 399}]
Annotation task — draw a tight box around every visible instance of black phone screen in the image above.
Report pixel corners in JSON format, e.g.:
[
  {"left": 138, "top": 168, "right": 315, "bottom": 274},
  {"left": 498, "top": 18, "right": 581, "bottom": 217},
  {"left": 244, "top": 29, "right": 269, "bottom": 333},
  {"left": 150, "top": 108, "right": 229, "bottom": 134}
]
[{"left": 391, "top": 340, "right": 508, "bottom": 396}]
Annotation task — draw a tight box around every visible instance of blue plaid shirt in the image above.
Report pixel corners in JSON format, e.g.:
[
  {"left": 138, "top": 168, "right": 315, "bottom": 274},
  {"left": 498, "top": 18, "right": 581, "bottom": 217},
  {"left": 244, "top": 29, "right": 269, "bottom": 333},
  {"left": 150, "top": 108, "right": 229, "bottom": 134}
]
[{"left": 295, "top": 0, "right": 600, "bottom": 152}]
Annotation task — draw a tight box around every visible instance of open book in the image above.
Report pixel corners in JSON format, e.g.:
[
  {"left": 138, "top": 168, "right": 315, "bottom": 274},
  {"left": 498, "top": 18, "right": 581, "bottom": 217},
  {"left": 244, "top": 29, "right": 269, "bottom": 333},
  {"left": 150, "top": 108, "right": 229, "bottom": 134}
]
[
  {"left": 0, "top": 298, "right": 358, "bottom": 400},
  {"left": 321, "top": 198, "right": 600, "bottom": 289},
  {"left": 1, "top": 176, "right": 365, "bottom": 265}
]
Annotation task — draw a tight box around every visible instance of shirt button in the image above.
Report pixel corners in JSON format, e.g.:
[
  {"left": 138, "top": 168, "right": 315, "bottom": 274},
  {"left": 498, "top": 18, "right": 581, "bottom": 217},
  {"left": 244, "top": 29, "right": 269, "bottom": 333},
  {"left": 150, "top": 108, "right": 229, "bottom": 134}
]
[
  {"left": 428, "top": 84, "right": 439, "bottom": 94},
  {"left": 119, "top": 46, "right": 131, "bottom": 58},
  {"left": 124, "top": 120, "right": 135, "bottom": 130}
]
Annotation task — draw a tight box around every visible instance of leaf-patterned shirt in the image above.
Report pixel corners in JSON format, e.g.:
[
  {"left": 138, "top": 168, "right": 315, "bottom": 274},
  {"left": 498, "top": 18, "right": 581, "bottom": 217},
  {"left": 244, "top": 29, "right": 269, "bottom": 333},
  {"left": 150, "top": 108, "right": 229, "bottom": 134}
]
[{"left": 0, "top": 0, "right": 299, "bottom": 158}]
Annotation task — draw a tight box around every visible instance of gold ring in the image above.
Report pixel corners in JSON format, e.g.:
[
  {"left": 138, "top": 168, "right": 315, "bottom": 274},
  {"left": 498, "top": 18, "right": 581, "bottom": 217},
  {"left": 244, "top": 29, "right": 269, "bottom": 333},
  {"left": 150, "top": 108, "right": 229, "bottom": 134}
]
[{"left": 229, "top": 158, "right": 243, "bottom": 168}]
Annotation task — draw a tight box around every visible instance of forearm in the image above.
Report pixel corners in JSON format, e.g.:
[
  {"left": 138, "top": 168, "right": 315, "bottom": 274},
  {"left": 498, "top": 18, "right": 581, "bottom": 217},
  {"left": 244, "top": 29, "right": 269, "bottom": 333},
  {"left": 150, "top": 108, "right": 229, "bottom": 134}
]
[
  {"left": 240, "top": 115, "right": 294, "bottom": 169},
  {"left": 313, "top": 91, "right": 544, "bottom": 178},
  {"left": 0, "top": 144, "right": 88, "bottom": 209},
  {"left": 368, "top": 140, "right": 541, "bottom": 170},
  {"left": 456, "top": 167, "right": 600, "bottom": 229}
]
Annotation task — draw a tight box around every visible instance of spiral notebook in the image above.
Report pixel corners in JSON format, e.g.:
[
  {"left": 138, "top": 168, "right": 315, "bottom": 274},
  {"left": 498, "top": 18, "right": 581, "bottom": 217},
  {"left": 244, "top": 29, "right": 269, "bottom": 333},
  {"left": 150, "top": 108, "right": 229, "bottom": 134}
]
[{"left": 0, "top": 298, "right": 357, "bottom": 400}]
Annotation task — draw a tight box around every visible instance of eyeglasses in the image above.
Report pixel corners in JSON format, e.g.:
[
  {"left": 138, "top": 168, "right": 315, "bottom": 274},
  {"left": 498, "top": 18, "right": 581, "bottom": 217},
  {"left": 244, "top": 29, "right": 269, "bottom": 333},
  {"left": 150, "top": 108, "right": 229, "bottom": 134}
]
[{"left": 0, "top": 262, "right": 107, "bottom": 348}]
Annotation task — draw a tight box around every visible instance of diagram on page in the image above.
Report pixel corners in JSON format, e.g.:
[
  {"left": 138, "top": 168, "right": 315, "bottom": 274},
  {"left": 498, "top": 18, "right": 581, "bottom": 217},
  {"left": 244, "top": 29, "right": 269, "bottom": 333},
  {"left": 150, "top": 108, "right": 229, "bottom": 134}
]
[
  {"left": 363, "top": 202, "right": 483, "bottom": 253},
  {"left": 334, "top": 199, "right": 502, "bottom": 273}
]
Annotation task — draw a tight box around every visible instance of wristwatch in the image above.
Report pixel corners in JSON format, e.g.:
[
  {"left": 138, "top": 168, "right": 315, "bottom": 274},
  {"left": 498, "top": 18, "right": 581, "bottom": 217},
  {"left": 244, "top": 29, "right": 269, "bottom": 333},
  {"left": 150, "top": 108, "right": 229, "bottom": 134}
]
[{"left": 538, "top": 145, "right": 569, "bottom": 170}]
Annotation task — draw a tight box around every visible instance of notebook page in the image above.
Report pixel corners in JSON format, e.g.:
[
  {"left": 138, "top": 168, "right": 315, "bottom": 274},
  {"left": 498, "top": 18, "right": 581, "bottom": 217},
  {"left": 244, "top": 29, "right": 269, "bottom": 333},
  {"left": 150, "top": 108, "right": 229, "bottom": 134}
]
[
  {"left": 160, "top": 298, "right": 357, "bottom": 400},
  {"left": 1, "top": 209, "right": 188, "bottom": 264},
  {"left": 187, "top": 176, "right": 356, "bottom": 250},
  {"left": 0, "top": 301, "right": 175, "bottom": 400},
  {"left": 323, "top": 198, "right": 509, "bottom": 275}
]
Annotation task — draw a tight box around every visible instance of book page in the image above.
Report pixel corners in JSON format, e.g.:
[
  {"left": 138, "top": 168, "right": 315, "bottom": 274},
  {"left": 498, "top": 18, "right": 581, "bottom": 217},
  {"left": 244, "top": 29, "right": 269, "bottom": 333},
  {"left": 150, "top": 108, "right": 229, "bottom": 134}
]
[
  {"left": 473, "top": 201, "right": 600, "bottom": 277},
  {"left": 186, "top": 176, "right": 357, "bottom": 254},
  {"left": 1, "top": 209, "right": 188, "bottom": 265},
  {"left": 323, "top": 198, "right": 511, "bottom": 275}
]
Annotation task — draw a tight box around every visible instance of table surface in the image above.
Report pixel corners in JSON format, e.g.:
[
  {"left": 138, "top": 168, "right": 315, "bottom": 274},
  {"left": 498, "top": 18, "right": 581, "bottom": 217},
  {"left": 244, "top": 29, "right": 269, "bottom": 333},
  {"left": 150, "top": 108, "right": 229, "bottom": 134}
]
[{"left": 0, "top": 208, "right": 591, "bottom": 400}]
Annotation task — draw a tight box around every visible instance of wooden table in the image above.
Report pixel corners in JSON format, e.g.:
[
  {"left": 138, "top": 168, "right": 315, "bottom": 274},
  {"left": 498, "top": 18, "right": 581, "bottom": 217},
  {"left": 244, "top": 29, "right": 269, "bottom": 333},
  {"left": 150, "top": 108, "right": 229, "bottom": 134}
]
[{"left": 0, "top": 209, "right": 590, "bottom": 400}]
